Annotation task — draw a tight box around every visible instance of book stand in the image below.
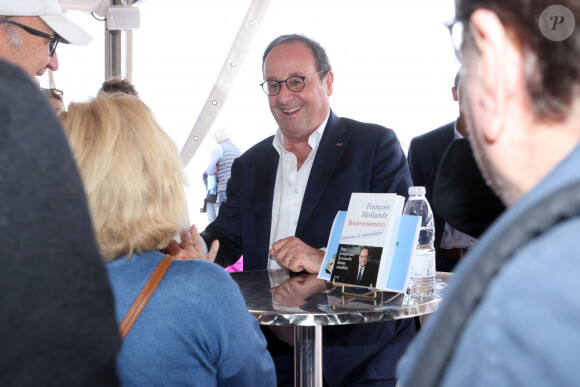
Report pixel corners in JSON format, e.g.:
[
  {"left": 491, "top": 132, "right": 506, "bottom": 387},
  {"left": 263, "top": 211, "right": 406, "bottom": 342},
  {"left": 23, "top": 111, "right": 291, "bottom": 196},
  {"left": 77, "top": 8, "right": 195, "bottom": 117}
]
[
  {"left": 318, "top": 198, "right": 421, "bottom": 294},
  {"left": 332, "top": 280, "right": 401, "bottom": 305}
]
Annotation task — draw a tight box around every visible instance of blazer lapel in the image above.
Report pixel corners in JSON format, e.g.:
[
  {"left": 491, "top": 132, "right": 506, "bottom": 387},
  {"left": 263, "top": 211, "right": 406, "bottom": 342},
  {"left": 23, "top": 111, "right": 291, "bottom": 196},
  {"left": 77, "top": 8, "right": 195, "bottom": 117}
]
[
  {"left": 435, "top": 122, "right": 456, "bottom": 162},
  {"left": 296, "top": 111, "right": 349, "bottom": 235},
  {"left": 255, "top": 143, "right": 279, "bottom": 261}
]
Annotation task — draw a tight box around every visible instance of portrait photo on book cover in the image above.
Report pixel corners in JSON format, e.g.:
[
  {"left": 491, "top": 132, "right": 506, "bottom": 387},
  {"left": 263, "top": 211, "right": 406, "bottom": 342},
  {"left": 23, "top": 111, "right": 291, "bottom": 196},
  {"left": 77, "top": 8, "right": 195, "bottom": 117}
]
[{"left": 330, "top": 245, "right": 381, "bottom": 288}]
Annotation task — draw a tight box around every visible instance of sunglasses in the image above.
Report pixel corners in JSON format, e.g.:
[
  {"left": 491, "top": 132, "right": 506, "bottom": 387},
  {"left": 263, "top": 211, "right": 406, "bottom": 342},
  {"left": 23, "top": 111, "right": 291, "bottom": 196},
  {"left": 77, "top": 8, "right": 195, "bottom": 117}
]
[
  {"left": 41, "top": 88, "right": 64, "bottom": 100},
  {"left": 0, "top": 20, "right": 60, "bottom": 56}
]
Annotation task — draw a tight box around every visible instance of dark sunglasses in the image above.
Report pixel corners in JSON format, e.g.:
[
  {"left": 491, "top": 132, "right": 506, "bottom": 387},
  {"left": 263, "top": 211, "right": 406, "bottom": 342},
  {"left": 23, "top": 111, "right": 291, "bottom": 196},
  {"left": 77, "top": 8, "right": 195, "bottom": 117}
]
[{"left": 0, "top": 20, "right": 60, "bottom": 56}]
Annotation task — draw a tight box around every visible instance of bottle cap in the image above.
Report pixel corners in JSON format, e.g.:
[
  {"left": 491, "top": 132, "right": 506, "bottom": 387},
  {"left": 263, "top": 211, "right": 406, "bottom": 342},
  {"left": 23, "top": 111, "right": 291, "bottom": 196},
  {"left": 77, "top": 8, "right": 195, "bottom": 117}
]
[{"left": 408, "top": 186, "right": 426, "bottom": 196}]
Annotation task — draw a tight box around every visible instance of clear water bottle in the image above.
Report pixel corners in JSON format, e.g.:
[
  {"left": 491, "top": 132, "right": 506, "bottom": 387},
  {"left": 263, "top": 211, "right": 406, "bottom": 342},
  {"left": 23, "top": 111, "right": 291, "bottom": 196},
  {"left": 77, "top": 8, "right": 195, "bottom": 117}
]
[{"left": 403, "top": 186, "right": 436, "bottom": 298}]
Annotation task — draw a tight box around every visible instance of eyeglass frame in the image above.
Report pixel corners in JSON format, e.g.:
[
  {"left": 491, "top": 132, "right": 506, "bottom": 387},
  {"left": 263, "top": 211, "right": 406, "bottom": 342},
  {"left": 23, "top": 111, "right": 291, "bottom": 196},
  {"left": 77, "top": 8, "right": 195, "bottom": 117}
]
[
  {"left": 41, "top": 88, "right": 64, "bottom": 101},
  {"left": 259, "top": 70, "right": 327, "bottom": 96},
  {"left": 445, "top": 19, "right": 464, "bottom": 61},
  {"left": 0, "top": 20, "right": 60, "bottom": 57}
]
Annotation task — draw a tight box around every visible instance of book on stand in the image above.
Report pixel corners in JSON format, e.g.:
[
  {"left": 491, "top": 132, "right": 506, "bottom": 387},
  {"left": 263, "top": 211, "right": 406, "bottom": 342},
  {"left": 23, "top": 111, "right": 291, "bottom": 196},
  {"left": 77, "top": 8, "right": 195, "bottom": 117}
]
[{"left": 318, "top": 192, "right": 420, "bottom": 293}]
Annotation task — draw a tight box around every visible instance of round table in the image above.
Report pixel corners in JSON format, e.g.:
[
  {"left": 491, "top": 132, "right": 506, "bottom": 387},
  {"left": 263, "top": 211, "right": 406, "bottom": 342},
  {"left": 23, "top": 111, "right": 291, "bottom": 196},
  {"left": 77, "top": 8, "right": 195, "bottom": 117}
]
[{"left": 230, "top": 269, "right": 447, "bottom": 386}]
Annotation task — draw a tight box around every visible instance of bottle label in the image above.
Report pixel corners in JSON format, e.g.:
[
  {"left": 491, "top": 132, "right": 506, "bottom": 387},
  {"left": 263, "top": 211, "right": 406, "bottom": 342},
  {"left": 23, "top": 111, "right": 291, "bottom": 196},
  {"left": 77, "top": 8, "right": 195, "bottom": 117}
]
[{"left": 411, "top": 250, "right": 435, "bottom": 278}]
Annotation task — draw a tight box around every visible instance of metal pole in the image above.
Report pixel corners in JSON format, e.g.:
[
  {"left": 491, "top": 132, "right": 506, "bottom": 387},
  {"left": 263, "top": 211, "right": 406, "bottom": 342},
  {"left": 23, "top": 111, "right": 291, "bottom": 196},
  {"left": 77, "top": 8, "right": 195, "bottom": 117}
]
[
  {"left": 126, "top": 29, "right": 133, "bottom": 81},
  {"left": 294, "top": 326, "right": 323, "bottom": 387},
  {"left": 105, "top": 0, "right": 126, "bottom": 80}
]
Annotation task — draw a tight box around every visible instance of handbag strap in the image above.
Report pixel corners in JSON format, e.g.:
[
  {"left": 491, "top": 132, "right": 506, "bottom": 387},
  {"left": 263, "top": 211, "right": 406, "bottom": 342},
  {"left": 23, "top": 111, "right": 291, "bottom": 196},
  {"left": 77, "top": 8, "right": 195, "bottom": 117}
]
[{"left": 119, "top": 255, "right": 174, "bottom": 341}]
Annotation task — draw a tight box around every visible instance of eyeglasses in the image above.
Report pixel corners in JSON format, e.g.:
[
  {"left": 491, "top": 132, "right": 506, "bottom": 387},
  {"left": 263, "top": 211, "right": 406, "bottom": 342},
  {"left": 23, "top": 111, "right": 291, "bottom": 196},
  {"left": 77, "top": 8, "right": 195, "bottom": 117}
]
[
  {"left": 260, "top": 71, "right": 326, "bottom": 96},
  {"left": 445, "top": 19, "right": 464, "bottom": 61},
  {"left": 0, "top": 20, "right": 60, "bottom": 57},
  {"left": 41, "top": 88, "right": 64, "bottom": 100}
]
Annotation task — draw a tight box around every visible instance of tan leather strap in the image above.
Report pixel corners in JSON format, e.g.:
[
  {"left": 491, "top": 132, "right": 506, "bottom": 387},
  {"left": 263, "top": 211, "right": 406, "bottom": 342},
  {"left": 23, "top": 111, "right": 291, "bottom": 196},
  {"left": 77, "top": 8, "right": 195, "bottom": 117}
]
[{"left": 119, "top": 255, "right": 174, "bottom": 341}]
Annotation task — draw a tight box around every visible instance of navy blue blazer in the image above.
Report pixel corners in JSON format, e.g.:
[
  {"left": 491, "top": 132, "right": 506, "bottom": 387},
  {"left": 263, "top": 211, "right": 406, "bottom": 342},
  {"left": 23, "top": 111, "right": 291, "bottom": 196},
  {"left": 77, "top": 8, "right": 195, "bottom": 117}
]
[
  {"left": 203, "top": 110, "right": 415, "bottom": 385},
  {"left": 204, "top": 110, "right": 412, "bottom": 269},
  {"left": 407, "top": 121, "right": 455, "bottom": 251}
]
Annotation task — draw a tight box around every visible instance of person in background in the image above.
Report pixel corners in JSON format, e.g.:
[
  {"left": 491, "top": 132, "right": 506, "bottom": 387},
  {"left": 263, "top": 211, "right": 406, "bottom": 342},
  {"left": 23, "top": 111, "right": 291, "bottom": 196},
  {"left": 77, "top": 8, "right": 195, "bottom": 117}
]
[
  {"left": 397, "top": 1, "right": 580, "bottom": 385},
  {"left": 201, "top": 171, "right": 218, "bottom": 222},
  {"left": 432, "top": 136, "right": 505, "bottom": 240},
  {"left": 202, "top": 170, "right": 219, "bottom": 223},
  {"left": 201, "top": 34, "right": 414, "bottom": 386},
  {"left": 204, "top": 128, "right": 242, "bottom": 223},
  {"left": 98, "top": 77, "right": 139, "bottom": 97},
  {"left": 41, "top": 87, "right": 65, "bottom": 114},
  {"left": 407, "top": 71, "right": 477, "bottom": 272},
  {"left": 0, "top": 59, "right": 120, "bottom": 385},
  {"left": 0, "top": 0, "right": 91, "bottom": 85},
  {"left": 60, "top": 94, "right": 275, "bottom": 386}
]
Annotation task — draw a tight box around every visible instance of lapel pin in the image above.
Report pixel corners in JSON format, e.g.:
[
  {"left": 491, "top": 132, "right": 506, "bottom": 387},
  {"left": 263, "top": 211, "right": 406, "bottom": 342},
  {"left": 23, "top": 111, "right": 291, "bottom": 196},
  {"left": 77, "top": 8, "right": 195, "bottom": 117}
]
[{"left": 336, "top": 142, "right": 343, "bottom": 147}]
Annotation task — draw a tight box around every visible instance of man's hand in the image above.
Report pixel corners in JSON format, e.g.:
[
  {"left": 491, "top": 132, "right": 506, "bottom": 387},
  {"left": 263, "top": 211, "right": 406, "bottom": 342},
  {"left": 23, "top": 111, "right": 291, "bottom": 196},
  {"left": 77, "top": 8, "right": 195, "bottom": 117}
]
[
  {"left": 269, "top": 236, "right": 325, "bottom": 273},
  {"left": 164, "top": 224, "right": 219, "bottom": 261},
  {"left": 270, "top": 273, "right": 331, "bottom": 307}
]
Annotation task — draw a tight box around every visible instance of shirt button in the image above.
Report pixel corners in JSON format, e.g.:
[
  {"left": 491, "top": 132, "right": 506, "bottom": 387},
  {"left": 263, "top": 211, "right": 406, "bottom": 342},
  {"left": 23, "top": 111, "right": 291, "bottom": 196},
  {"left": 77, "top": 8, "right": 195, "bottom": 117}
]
[{"left": 294, "top": 189, "right": 299, "bottom": 194}]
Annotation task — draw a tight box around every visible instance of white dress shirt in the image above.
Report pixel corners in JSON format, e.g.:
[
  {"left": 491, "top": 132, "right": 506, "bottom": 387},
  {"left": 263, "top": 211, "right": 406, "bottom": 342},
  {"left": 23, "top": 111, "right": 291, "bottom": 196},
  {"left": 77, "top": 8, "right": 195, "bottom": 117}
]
[
  {"left": 267, "top": 112, "right": 330, "bottom": 270},
  {"left": 356, "top": 265, "right": 365, "bottom": 283}
]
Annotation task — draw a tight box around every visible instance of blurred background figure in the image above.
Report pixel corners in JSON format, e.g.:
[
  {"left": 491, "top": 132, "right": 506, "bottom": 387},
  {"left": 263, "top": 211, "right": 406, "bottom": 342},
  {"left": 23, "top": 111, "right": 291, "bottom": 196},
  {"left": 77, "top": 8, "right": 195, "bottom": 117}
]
[
  {"left": 201, "top": 170, "right": 218, "bottom": 223},
  {"left": 98, "top": 77, "right": 139, "bottom": 96},
  {"left": 204, "top": 128, "right": 241, "bottom": 223},
  {"left": 407, "top": 71, "right": 477, "bottom": 272},
  {"left": 60, "top": 94, "right": 275, "bottom": 386},
  {"left": 41, "top": 87, "right": 65, "bottom": 114},
  {"left": 432, "top": 137, "right": 505, "bottom": 241}
]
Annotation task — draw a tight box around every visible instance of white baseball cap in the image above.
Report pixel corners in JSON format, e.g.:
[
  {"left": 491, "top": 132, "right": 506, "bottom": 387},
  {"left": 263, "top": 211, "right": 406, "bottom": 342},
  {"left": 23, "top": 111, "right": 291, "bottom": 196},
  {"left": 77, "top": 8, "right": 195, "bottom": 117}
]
[{"left": 0, "top": 0, "right": 92, "bottom": 45}]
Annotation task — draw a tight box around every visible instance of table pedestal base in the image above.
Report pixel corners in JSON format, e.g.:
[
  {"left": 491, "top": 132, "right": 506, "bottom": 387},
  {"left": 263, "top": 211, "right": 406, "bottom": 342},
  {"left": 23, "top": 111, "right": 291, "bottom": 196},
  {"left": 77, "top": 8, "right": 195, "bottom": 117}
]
[{"left": 294, "top": 326, "right": 322, "bottom": 386}]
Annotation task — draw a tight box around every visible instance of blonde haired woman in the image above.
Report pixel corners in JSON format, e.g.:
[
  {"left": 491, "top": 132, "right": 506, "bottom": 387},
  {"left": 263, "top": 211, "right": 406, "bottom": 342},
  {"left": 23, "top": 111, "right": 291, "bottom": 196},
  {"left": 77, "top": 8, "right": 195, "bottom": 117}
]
[{"left": 61, "top": 95, "right": 275, "bottom": 386}]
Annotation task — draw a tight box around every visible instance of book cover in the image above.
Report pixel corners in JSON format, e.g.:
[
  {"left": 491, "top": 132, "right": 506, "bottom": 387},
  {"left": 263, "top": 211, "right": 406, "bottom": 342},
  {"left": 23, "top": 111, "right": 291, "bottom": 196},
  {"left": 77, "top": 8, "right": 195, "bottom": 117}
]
[
  {"left": 318, "top": 211, "right": 347, "bottom": 281},
  {"left": 379, "top": 214, "right": 421, "bottom": 292},
  {"left": 329, "top": 193, "right": 406, "bottom": 289}
]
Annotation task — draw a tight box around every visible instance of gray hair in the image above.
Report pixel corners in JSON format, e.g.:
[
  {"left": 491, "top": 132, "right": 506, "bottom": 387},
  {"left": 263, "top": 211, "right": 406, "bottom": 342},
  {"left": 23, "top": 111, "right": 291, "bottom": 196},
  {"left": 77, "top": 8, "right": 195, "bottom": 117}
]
[
  {"left": 0, "top": 16, "right": 23, "bottom": 47},
  {"left": 457, "top": 0, "right": 580, "bottom": 120},
  {"left": 262, "top": 34, "right": 332, "bottom": 83},
  {"left": 212, "top": 128, "right": 228, "bottom": 142}
]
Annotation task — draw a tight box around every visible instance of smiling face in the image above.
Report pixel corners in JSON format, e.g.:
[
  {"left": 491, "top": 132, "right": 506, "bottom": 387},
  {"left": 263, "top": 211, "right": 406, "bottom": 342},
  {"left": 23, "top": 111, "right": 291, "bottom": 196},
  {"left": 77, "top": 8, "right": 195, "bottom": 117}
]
[
  {"left": 263, "top": 41, "right": 333, "bottom": 143},
  {"left": 0, "top": 16, "right": 59, "bottom": 85}
]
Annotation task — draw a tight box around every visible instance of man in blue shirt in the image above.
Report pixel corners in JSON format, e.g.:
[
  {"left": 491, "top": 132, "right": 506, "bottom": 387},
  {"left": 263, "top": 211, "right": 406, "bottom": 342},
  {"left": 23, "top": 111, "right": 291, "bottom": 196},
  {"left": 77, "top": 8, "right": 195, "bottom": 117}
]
[
  {"left": 397, "top": 1, "right": 580, "bottom": 386},
  {"left": 204, "top": 128, "right": 241, "bottom": 223}
]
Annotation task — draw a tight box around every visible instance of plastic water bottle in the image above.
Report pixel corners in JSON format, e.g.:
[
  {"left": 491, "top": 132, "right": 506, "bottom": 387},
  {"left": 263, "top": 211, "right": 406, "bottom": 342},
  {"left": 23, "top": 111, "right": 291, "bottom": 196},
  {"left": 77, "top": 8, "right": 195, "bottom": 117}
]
[{"left": 403, "top": 186, "right": 436, "bottom": 298}]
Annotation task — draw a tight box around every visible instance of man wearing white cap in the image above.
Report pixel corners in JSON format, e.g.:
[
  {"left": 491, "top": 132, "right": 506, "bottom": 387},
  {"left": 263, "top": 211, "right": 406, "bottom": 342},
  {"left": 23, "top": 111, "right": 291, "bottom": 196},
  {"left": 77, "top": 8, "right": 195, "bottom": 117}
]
[
  {"left": 0, "top": 1, "right": 121, "bottom": 385},
  {"left": 0, "top": 0, "right": 91, "bottom": 85}
]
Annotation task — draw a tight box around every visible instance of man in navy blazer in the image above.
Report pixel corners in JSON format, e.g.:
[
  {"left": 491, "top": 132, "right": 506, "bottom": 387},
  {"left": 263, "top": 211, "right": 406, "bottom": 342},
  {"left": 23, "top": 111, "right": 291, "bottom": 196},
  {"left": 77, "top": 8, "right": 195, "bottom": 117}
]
[
  {"left": 407, "top": 122, "right": 455, "bottom": 263},
  {"left": 407, "top": 72, "right": 477, "bottom": 271},
  {"left": 204, "top": 110, "right": 411, "bottom": 269},
  {"left": 202, "top": 34, "right": 414, "bottom": 386}
]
